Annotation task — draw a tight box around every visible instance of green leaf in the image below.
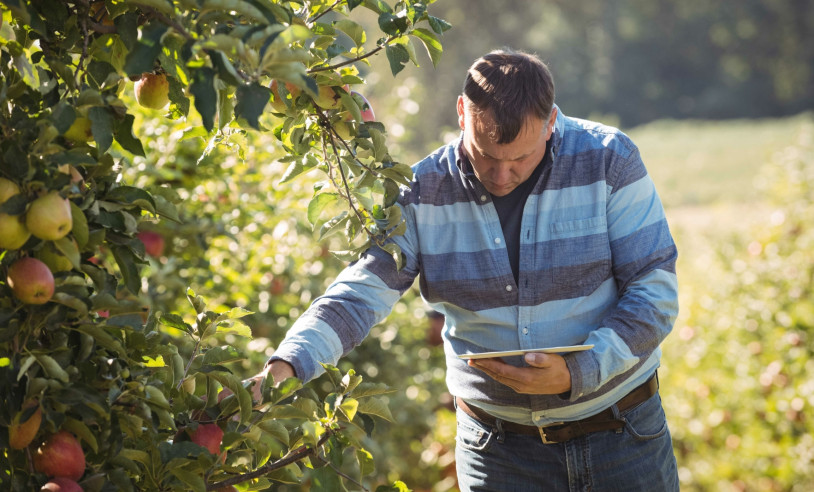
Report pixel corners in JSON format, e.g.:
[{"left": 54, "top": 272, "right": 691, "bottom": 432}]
[
  {"left": 270, "top": 376, "right": 302, "bottom": 404},
  {"left": 201, "top": 346, "right": 242, "bottom": 366},
  {"left": 113, "top": 114, "right": 145, "bottom": 157},
  {"left": 88, "top": 107, "right": 114, "bottom": 153},
  {"left": 215, "top": 306, "right": 254, "bottom": 323},
  {"left": 310, "top": 466, "right": 342, "bottom": 491},
  {"left": 334, "top": 19, "right": 366, "bottom": 48},
  {"left": 428, "top": 15, "right": 453, "bottom": 34},
  {"left": 111, "top": 245, "right": 142, "bottom": 294},
  {"left": 376, "top": 481, "right": 411, "bottom": 492},
  {"left": 169, "top": 468, "right": 206, "bottom": 492},
  {"left": 258, "top": 419, "right": 289, "bottom": 446},
  {"left": 235, "top": 83, "right": 270, "bottom": 130},
  {"left": 54, "top": 235, "right": 82, "bottom": 270},
  {"left": 142, "top": 355, "right": 165, "bottom": 368},
  {"left": 215, "top": 319, "right": 252, "bottom": 338},
  {"left": 351, "top": 382, "right": 394, "bottom": 398},
  {"left": 160, "top": 313, "right": 193, "bottom": 333},
  {"left": 63, "top": 417, "right": 99, "bottom": 453},
  {"left": 357, "top": 396, "right": 394, "bottom": 422},
  {"left": 411, "top": 28, "right": 443, "bottom": 68},
  {"left": 189, "top": 67, "right": 217, "bottom": 133},
  {"left": 340, "top": 397, "right": 359, "bottom": 421},
  {"left": 208, "top": 371, "right": 253, "bottom": 424},
  {"left": 123, "top": 23, "right": 169, "bottom": 76},
  {"left": 307, "top": 193, "right": 340, "bottom": 226},
  {"left": 357, "top": 448, "right": 375, "bottom": 477},
  {"left": 107, "top": 186, "right": 157, "bottom": 214},
  {"left": 368, "top": 127, "right": 387, "bottom": 161},
  {"left": 34, "top": 354, "right": 69, "bottom": 383},
  {"left": 69, "top": 202, "right": 89, "bottom": 248},
  {"left": 385, "top": 44, "right": 410, "bottom": 76}
]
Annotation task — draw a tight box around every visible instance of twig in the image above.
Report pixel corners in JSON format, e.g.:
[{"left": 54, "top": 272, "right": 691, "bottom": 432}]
[
  {"left": 308, "top": 40, "right": 393, "bottom": 73},
  {"left": 205, "top": 429, "right": 334, "bottom": 490},
  {"left": 308, "top": 0, "right": 343, "bottom": 25},
  {"left": 314, "top": 453, "right": 369, "bottom": 491},
  {"left": 133, "top": 3, "right": 194, "bottom": 41}
]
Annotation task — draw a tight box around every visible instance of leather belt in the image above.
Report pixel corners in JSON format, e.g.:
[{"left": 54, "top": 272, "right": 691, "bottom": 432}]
[{"left": 456, "top": 372, "right": 659, "bottom": 444}]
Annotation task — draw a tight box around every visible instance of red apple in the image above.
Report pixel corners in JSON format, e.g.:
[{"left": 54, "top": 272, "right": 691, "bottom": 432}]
[
  {"left": 9, "top": 400, "right": 42, "bottom": 449},
  {"left": 34, "top": 431, "right": 86, "bottom": 480},
  {"left": 188, "top": 423, "right": 223, "bottom": 456},
  {"left": 7, "top": 257, "right": 55, "bottom": 304},
  {"left": 134, "top": 73, "right": 170, "bottom": 110},
  {"left": 41, "top": 477, "right": 83, "bottom": 492},
  {"left": 137, "top": 231, "right": 165, "bottom": 257},
  {"left": 26, "top": 191, "right": 73, "bottom": 241}
]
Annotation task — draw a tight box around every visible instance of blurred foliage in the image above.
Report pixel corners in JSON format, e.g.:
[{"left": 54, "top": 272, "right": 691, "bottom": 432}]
[{"left": 662, "top": 119, "right": 814, "bottom": 491}]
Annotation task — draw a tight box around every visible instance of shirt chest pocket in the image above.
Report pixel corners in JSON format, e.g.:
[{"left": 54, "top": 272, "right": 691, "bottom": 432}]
[{"left": 548, "top": 216, "right": 612, "bottom": 287}]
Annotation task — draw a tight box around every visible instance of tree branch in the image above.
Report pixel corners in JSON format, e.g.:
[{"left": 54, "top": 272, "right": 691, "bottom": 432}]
[
  {"left": 308, "top": 0, "right": 343, "bottom": 25},
  {"left": 205, "top": 429, "right": 334, "bottom": 490},
  {"left": 308, "top": 38, "right": 394, "bottom": 73}
]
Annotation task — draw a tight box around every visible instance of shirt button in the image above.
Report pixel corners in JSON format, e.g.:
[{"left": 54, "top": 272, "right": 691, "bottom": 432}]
[
  {"left": 494, "top": 238, "right": 501, "bottom": 244},
  {"left": 505, "top": 285, "right": 512, "bottom": 292},
  {"left": 480, "top": 195, "right": 487, "bottom": 202},
  {"left": 522, "top": 328, "right": 529, "bottom": 335}
]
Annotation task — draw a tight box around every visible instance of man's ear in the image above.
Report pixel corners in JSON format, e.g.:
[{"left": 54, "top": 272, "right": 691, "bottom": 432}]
[{"left": 457, "top": 95, "right": 466, "bottom": 131}]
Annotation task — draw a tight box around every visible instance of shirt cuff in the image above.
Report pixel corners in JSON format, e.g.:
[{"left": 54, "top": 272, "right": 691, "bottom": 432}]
[{"left": 563, "top": 349, "right": 600, "bottom": 402}]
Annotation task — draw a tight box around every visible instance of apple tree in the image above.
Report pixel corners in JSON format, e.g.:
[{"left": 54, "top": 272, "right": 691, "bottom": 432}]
[{"left": 0, "top": 1, "right": 450, "bottom": 491}]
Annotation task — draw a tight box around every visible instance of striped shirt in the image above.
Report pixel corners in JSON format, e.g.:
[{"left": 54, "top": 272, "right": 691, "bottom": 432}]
[{"left": 270, "top": 107, "right": 678, "bottom": 426}]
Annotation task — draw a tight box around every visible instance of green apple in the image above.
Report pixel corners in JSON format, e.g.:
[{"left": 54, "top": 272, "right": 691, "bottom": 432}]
[
  {"left": 0, "top": 213, "right": 31, "bottom": 249},
  {"left": 63, "top": 116, "right": 93, "bottom": 143},
  {"left": 313, "top": 85, "right": 342, "bottom": 109},
  {"left": 134, "top": 72, "right": 170, "bottom": 110},
  {"left": 7, "top": 257, "right": 55, "bottom": 304},
  {"left": 26, "top": 191, "right": 72, "bottom": 241},
  {"left": 0, "top": 177, "right": 20, "bottom": 203},
  {"left": 36, "top": 241, "right": 74, "bottom": 272}
]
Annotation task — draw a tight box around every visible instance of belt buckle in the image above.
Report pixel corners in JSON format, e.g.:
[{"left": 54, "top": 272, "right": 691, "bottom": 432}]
[{"left": 538, "top": 423, "right": 562, "bottom": 444}]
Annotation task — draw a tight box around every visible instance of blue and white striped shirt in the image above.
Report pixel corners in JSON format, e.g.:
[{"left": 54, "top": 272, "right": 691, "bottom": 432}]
[{"left": 270, "top": 107, "right": 678, "bottom": 426}]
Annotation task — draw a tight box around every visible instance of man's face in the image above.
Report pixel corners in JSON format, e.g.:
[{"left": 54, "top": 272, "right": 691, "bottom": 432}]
[{"left": 457, "top": 96, "right": 557, "bottom": 197}]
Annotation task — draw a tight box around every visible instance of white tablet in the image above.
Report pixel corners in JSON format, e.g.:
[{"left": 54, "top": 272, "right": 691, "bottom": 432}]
[{"left": 458, "top": 344, "right": 594, "bottom": 360}]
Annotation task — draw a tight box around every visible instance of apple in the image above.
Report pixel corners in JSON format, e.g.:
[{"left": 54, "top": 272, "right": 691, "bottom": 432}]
[
  {"left": 137, "top": 231, "right": 165, "bottom": 257},
  {"left": 36, "top": 241, "right": 74, "bottom": 272},
  {"left": 9, "top": 400, "right": 42, "bottom": 449},
  {"left": 41, "top": 477, "right": 83, "bottom": 492},
  {"left": 7, "top": 257, "right": 55, "bottom": 304},
  {"left": 63, "top": 116, "right": 93, "bottom": 143},
  {"left": 26, "top": 191, "right": 73, "bottom": 241},
  {"left": 313, "top": 85, "right": 342, "bottom": 109},
  {"left": 188, "top": 423, "right": 223, "bottom": 456},
  {"left": 0, "top": 213, "right": 31, "bottom": 250},
  {"left": 0, "top": 177, "right": 20, "bottom": 202},
  {"left": 269, "top": 80, "right": 301, "bottom": 113},
  {"left": 134, "top": 72, "right": 170, "bottom": 110},
  {"left": 181, "top": 376, "right": 196, "bottom": 394},
  {"left": 34, "top": 431, "right": 86, "bottom": 480},
  {"left": 352, "top": 91, "right": 376, "bottom": 121}
]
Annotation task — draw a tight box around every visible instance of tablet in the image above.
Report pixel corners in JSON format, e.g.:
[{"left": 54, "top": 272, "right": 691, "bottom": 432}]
[{"left": 458, "top": 344, "right": 594, "bottom": 360}]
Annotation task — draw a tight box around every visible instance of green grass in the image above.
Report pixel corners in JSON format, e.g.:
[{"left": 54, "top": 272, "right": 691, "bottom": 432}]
[{"left": 628, "top": 112, "right": 814, "bottom": 208}]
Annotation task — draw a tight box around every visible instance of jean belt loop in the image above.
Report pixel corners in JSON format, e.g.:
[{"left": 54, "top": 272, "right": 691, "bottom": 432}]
[{"left": 494, "top": 418, "right": 506, "bottom": 443}]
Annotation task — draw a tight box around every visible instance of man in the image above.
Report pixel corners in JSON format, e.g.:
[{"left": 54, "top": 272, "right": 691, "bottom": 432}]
[{"left": 259, "top": 49, "right": 680, "bottom": 490}]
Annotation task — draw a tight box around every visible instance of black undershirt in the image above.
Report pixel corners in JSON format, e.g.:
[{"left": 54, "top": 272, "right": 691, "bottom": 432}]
[{"left": 490, "top": 146, "right": 549, "bottom": 283}]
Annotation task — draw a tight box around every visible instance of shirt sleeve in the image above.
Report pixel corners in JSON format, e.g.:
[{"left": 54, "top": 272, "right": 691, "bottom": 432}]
[
  {"left": 564, "top": 144, "right": 679, "bottom": 400},
  {"left": 268, "top": 201, "right": 421, "bottom": 382}
]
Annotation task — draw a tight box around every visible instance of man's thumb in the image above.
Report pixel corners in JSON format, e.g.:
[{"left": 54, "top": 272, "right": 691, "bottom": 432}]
[{"left": 525, "top": 352, "right": 548, "bottom": 366}]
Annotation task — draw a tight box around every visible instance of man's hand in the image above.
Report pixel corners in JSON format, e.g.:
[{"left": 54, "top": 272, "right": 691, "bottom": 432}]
[
  {"left": 241, "top": 360, "right": 296, "bottom": 406},
  {"left": 467, "top": 352, "right": 571, "bottom": 395}
]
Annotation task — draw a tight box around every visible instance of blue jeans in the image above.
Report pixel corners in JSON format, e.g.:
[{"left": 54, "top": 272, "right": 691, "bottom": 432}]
[{"left": 455, "top": 393, "right": 679, "bottom": 491}]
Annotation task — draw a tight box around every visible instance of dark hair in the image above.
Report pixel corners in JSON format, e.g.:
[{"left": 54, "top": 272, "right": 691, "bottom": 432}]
[{"left": 462, "top": 49, "right": 555, "bottom": 144}]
